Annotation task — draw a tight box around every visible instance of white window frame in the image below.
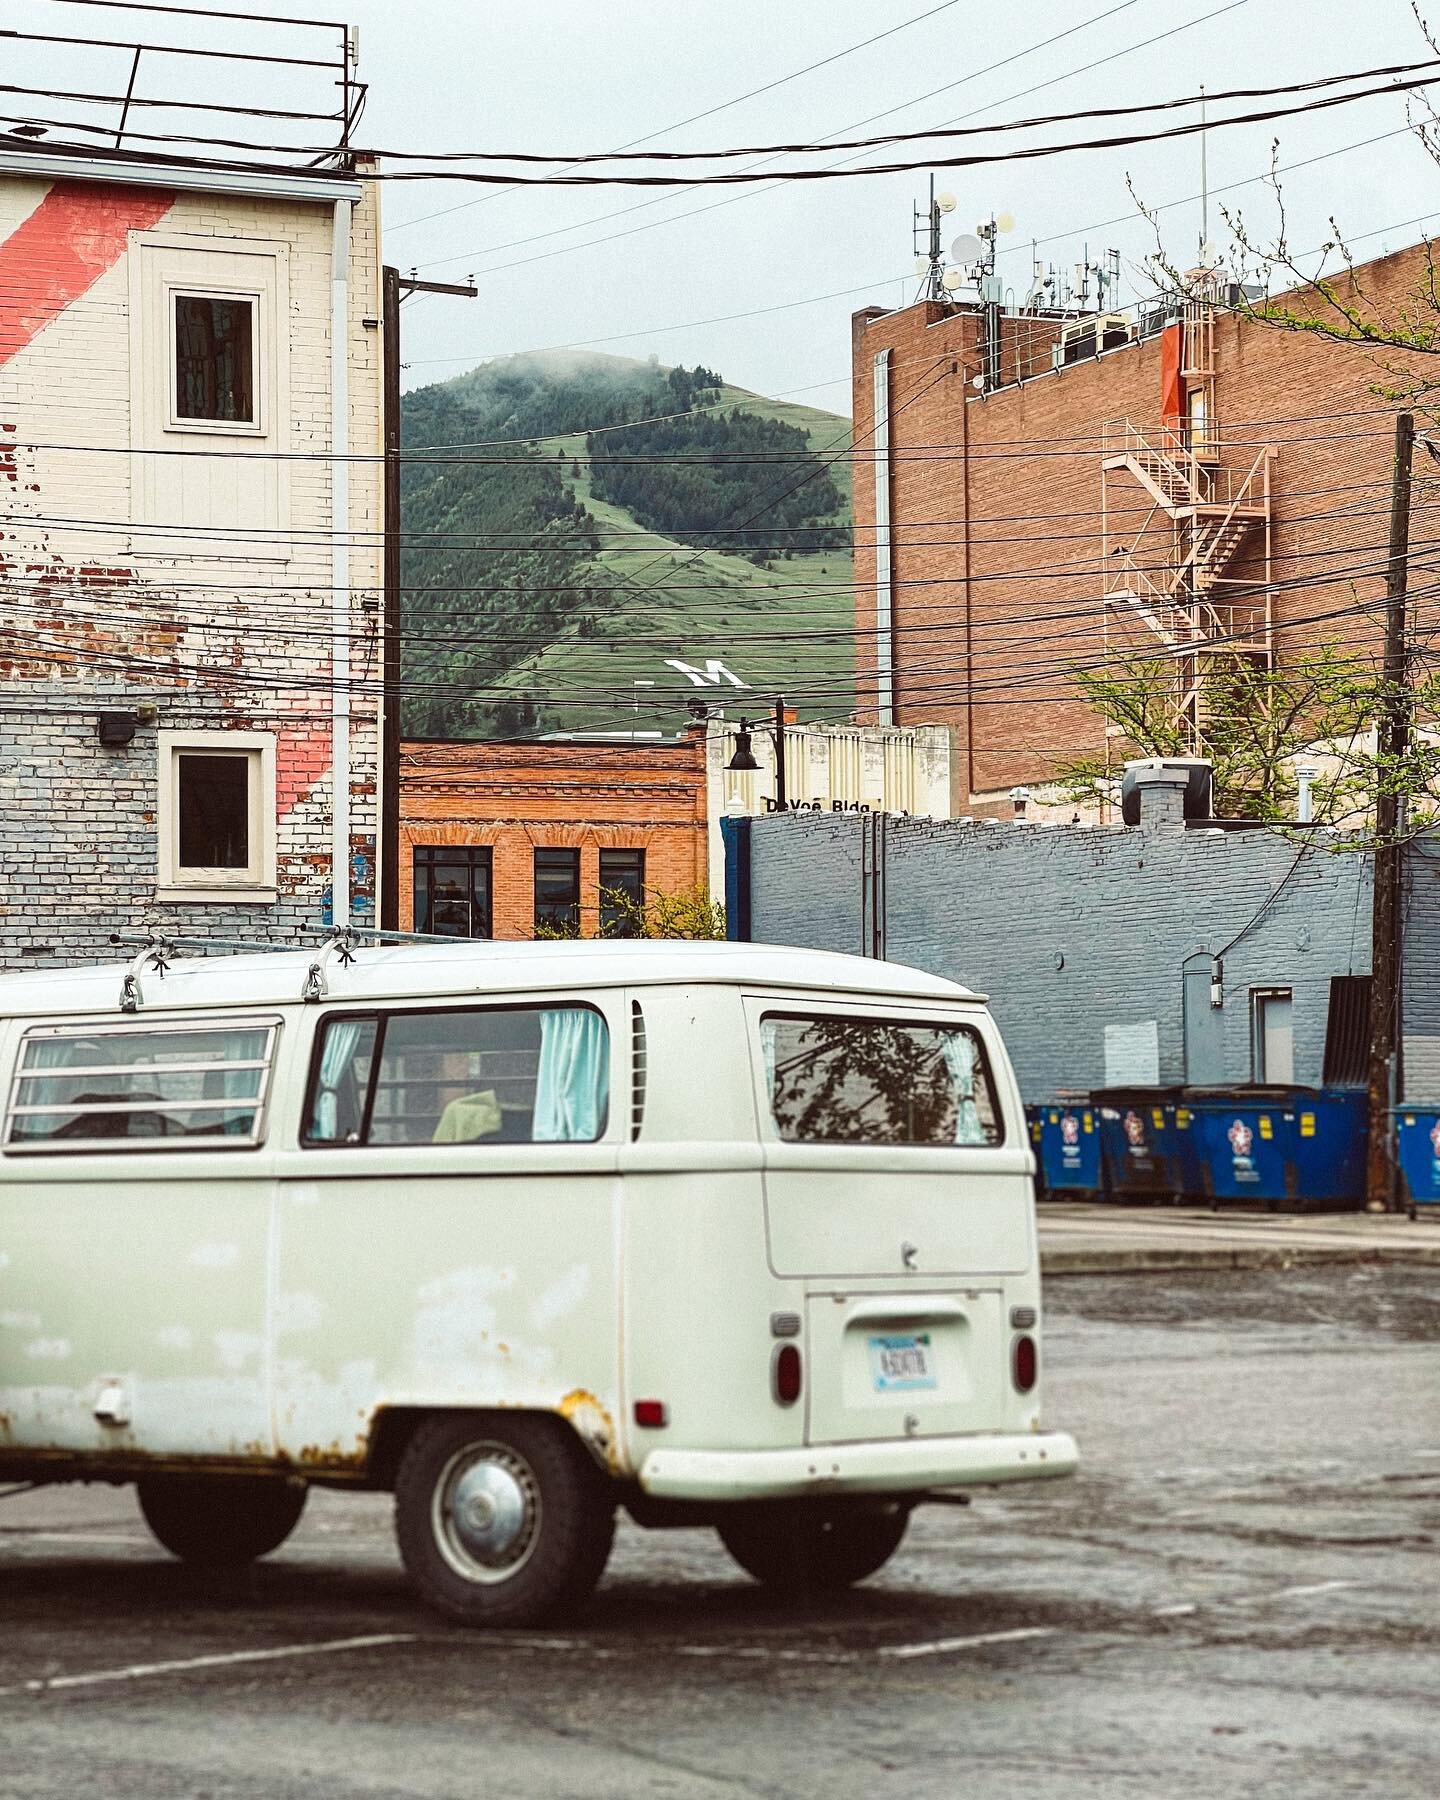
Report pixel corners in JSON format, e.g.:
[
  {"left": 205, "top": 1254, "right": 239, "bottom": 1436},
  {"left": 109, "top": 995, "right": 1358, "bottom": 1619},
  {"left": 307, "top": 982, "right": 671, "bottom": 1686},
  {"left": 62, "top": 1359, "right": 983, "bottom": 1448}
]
[
  {"left": 157, "top": 729, "right": 277, "bottom": 902},
  {"left": 4, "top": 1017, "right": 281, "bottom": 1156},
  {"left": 167, "top": 285, "right": 264, "bottom": 437},
  {"left": 128, "top": 231, "right": 291, "bottom": 555}
]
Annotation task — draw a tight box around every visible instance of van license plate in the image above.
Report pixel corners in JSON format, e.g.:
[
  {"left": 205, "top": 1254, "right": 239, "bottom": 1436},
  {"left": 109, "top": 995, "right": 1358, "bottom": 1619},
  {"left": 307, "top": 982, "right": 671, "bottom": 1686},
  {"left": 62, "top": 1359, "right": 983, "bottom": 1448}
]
[{"left": 868, "top": 1333, "right": 936, "bottom": 1392}]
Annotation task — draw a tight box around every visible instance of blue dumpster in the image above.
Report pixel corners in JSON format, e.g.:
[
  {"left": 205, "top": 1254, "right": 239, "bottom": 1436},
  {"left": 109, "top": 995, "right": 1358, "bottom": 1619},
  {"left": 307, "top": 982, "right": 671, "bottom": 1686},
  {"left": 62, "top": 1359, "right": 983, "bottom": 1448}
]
[
  {"left": 1091, "top": 1087, "right": 1196, "bottom": 1201},
  {"left": 1395, "top": 1109, "right": 1440, "bottom": 1207},
  {"left": 1186, "top": 1086, "right": 1366, "bottom": 1211},
  {"left": 1028, "top": 1102, "right": 1103, "bottom": 1197}
]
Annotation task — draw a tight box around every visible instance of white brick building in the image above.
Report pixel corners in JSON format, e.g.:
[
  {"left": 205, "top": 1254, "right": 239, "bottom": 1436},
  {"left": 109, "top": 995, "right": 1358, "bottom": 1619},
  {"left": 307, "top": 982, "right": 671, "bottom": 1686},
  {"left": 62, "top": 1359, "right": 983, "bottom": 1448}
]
[{"left": 0, "top": 143, "right": 383, "bottom": 966}]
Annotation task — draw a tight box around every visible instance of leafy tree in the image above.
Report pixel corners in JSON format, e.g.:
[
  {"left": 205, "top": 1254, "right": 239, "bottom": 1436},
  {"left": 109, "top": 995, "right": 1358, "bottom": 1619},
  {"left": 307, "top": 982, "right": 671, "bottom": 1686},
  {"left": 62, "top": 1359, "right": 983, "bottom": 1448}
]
[
  {"left": 534, "top": 881, "right": 725, "bottom": 941},
  {"left": 1057, "top": 641, "right": 1440, "bottom": 838}
]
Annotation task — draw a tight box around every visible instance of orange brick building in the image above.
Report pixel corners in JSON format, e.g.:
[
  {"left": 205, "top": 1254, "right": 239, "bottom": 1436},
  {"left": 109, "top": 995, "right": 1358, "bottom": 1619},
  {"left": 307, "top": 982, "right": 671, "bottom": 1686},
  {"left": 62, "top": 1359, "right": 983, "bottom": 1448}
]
[
  {"left": 398, "top": 736, "right": 708, "bottom": 939},
  {"left": 851, "top": 245, "right": 1431, "bottom": 813}
]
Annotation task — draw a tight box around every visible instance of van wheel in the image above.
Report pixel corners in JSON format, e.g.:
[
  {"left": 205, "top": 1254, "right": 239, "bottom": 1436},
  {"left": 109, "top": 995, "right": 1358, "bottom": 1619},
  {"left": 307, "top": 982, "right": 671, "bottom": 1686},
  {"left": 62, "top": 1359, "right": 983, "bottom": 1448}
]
[
  {"left": 394, "top": 1414, "right": 614, "bottom": 1628},
  {"left": 136, "top": 1474, "right": 307, "bottom": 1566},
  {"left": 718, "top": 1501, "right": 910, "bottom": 1592}
]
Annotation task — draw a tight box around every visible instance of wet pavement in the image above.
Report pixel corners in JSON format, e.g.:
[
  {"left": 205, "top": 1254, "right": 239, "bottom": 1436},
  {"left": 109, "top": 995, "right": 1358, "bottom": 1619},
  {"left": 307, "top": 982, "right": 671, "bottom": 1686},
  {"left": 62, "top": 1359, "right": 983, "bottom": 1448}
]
[{"left": 1, "top": 1264, "right": 1436, "bottom": 1797}]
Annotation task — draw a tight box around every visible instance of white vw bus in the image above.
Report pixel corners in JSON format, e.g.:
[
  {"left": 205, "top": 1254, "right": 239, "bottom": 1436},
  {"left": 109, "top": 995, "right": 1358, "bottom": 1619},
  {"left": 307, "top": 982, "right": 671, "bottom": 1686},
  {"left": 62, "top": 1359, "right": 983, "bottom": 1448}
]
[{"left": 0, "top": 937, "right": 1077, "bottom": 1625}]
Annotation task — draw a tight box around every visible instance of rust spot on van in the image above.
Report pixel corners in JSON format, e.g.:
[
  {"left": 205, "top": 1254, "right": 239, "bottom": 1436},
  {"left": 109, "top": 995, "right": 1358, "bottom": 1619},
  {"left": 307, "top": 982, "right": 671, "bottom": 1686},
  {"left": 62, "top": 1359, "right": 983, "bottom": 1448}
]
[{"left": 558, "top": 1387, "right": 619, "bottom": 1473}]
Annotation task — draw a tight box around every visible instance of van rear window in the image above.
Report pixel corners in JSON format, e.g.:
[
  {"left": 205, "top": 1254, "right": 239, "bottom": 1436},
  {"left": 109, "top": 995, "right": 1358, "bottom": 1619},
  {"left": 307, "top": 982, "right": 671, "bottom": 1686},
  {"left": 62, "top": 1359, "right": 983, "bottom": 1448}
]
[
  {"left": 760, "top": 1014, "right": 1003, "bottom": 1147},
  {"left": 304, "top": 1005, "right": 609, "bottom": 1147},
  {"left": 5, "top": 1021, "right": 278, "bottom": 1150}
]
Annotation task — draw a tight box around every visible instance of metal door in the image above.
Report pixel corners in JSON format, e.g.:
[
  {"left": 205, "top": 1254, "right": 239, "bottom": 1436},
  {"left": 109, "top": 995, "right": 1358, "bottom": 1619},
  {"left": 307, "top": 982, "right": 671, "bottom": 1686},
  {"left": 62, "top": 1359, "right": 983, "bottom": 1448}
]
[{"left": 1183, "top": 965, "right": 1226, "bottom": 1084}]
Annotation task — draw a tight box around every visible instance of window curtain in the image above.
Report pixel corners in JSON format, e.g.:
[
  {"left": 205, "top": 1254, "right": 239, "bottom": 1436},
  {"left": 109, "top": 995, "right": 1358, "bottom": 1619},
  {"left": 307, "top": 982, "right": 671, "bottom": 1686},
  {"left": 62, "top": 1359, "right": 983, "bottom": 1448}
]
[
  {"left": 940, "top": 1033, "right": 986, "bottom": 1145},
  {"left": 312, "top": 1019, "right": 366, "bottom": 1140},
  {"left": 533, "top": 1008, "right": 609, "bottom": 1142}
]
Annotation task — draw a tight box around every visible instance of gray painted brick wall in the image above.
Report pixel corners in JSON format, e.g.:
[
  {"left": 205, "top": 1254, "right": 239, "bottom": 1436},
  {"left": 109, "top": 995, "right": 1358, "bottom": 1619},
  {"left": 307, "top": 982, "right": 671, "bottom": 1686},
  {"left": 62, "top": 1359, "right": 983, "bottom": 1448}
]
[
  {"left": 742, "top": 810, "right": 1379, "bottom": 1100},
  {"left": 0, "top": 696, "right": 373, "bottom": 970}
]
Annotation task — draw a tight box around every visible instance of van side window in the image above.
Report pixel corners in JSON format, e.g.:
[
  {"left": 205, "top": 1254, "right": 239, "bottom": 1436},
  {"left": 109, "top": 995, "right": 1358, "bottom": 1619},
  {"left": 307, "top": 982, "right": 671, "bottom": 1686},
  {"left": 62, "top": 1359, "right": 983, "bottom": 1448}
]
[
  {"left": 759, "top": 1014, "right": 1004, "bottom": 1148},
  {"left": 304, "top": 1006, "right": 610, "bottom": 1147},
  {"left": 5, "top": 1021, "right": 278, "bottom": 1150}
]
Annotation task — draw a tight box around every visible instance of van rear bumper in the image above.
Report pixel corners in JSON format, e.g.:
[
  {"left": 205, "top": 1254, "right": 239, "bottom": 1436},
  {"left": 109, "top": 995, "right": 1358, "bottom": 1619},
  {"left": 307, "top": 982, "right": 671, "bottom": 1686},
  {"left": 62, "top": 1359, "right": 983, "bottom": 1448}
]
[{"left": 637, "top": 1430, "right": 1078, "bottom": 1503}]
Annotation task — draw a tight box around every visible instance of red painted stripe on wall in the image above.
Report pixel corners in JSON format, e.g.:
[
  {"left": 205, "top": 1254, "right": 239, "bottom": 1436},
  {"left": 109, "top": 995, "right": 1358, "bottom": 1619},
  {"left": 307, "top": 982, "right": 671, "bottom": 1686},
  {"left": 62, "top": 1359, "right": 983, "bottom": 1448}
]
[{"left": 0, "top": 181, "right": 173, "bottom": 369}]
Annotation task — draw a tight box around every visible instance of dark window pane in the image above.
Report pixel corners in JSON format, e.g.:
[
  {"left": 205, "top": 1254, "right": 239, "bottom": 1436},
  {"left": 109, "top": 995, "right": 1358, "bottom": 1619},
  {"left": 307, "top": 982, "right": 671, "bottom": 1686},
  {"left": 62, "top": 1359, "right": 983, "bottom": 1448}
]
[
  {"left": 413, "top": 846, "right": 491, "bottom": 939},
  {"left": 761, "top": 1014, "right": 1004, "bottom": 1147},
  {"left": 534, "top": 848, "right": 580, "bottom": 935},
  {"left": 600, "top": 849, "right": 645, "bottom": 938},
  {"left": 177, "top": 753, "right": 250, "bottom": 869},
  {"left": 175, "top": 295, "right": 254, "bottom": 423}
]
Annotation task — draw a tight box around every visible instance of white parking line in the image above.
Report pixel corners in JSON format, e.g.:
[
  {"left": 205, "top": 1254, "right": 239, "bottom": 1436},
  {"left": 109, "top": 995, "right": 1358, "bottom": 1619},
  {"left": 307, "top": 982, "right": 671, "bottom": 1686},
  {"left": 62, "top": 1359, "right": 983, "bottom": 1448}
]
[
  {"left": 0, "top": 1632, "right": 417, "bottom": 1697},
  {"left": 877, "top": 1626, "right": 1059, "bottom": 1661},
  {"left": 0, "top": 1532, "right": 147, "bottom": 1546},
  {"left": 0, "top": 1577, "right": 1375, "bottom": 1695},
  {"left": 1152, "top": 1578, "right": 1363, "bottom": 1618}
]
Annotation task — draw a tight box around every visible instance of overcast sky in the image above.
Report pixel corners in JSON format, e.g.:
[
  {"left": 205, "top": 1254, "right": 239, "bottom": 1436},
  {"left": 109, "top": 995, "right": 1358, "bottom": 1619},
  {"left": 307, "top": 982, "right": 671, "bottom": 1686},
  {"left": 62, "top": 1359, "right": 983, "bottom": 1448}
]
[{"left": 15, "top": 0, "right": 1440, "bottom": 409}]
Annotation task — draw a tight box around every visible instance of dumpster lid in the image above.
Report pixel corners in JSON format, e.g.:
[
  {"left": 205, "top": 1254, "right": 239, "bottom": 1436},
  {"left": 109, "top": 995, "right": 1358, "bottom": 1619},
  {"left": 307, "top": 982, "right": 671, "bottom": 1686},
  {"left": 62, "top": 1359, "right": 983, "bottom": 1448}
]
[
  {"left": 1183, "top": 1083, "right": 1318, "bottom": 1103},
  {"left": 1089, "top": 1086, "right": 1187, "bottom": 1105}
]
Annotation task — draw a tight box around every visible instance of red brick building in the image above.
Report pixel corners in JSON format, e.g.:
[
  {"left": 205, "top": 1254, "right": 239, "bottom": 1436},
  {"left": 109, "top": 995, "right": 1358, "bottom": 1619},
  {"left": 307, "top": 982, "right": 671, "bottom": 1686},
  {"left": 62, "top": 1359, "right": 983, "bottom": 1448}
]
[
  {"left": 398, "top": 736, "right": 708, "bottom": 939},
  {"left": 851, "top": 245, "right": 1430, "bottom": 813}
]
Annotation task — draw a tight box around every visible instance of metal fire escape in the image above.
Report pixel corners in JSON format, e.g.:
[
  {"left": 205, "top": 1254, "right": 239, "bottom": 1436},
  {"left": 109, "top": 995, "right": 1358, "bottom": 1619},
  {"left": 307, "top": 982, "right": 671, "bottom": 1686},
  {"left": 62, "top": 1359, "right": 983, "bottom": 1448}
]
[{"left": 1100, "top": 299, "right": 1277, "bottom": 747}]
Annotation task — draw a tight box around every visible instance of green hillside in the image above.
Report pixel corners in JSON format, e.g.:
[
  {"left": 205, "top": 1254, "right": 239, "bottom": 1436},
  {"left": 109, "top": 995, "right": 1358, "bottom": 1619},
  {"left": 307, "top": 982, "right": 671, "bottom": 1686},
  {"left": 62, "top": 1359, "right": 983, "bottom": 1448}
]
[{"left": 400, "top": 353, "right": 854, "bottom": 738}]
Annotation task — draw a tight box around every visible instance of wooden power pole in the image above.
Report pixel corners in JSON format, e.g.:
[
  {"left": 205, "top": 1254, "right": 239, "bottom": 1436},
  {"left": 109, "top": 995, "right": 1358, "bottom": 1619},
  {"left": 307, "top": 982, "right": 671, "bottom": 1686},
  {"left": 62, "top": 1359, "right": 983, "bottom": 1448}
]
[
  {"left": 1365, "top": 410, "right": 1414, "bottom": 1212},
  {"left": 379, "top": 267, "right": 476, "bottom": 931}
]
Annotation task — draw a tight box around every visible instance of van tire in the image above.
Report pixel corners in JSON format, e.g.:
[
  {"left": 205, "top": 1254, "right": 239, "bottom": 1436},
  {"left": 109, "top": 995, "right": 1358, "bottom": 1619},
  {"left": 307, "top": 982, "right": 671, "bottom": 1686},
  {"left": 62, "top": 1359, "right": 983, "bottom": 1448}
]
[
  {"left": 136, "top": 1473, "right": 307, "bottom": 1566},
  {"left": 718, "top": 1501, "right": 909, "bottom": 1592},
  {"left": 394, "top": 1414, "right": 614, "bottom": 1628}
]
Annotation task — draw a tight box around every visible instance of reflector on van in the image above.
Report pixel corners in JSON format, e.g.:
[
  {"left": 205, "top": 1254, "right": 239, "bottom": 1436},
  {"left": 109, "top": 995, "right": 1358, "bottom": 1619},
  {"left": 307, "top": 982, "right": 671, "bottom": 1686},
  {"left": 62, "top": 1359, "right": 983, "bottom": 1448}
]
[{"left": 772, "top": 1343, "right": 802, "bottom": 1406}]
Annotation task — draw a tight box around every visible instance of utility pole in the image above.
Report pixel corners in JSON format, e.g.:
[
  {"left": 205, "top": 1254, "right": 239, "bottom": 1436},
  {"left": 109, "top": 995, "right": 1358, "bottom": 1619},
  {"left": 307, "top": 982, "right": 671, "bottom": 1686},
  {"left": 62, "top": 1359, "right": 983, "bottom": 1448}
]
[
  {"left": 1365, "top": 410, "right": 1414, "bottom": 1213},
  {"left": 379, "top": 267, "right": 476, "bottom": 931},
  {"left": 774, "top": 695, "right": 788, "bottom": 812}
]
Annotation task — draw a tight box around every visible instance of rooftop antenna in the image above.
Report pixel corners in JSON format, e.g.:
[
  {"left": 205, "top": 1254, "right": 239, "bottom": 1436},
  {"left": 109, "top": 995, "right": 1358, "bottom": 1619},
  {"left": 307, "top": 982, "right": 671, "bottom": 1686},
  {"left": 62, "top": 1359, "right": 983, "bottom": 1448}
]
[
  {"left": 1199, "top": 83, "right": 1209, "bottom": 264},
  {"left": 914, "top": 176, "right": 957, "bottom": 301}
]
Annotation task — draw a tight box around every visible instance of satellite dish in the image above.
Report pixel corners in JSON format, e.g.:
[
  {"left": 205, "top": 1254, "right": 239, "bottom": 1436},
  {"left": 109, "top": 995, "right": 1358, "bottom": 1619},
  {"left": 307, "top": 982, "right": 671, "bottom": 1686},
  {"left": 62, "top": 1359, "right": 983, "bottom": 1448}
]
[
  {"left": 949, "top": 233, "right": 985, "bottom": 266},
  {"left": 914, "top": 256, "right": 931, "bottom": 276},
  {"left": 941, "top": 268, "right": 965, "bottom": 292},
  {"left": 995, "top": 210, "right": 1016, "bottom": 234},
  {"left": 936, "top": 191, "right": 958, "bottom": 214}
]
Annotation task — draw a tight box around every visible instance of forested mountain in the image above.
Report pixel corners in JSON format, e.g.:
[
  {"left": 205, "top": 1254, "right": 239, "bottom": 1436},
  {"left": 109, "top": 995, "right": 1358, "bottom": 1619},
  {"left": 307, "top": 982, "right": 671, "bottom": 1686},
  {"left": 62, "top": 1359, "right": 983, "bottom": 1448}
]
[{"left": 400, "top": 352, "right": 853, "bottom": 738}]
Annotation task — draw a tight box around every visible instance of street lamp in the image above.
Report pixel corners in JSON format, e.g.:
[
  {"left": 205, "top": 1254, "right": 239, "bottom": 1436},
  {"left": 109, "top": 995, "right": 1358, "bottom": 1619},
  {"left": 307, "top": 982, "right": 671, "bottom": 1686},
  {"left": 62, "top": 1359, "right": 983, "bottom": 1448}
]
[{"left": 726, "top": 697, "right": 788, "bottom": 810}]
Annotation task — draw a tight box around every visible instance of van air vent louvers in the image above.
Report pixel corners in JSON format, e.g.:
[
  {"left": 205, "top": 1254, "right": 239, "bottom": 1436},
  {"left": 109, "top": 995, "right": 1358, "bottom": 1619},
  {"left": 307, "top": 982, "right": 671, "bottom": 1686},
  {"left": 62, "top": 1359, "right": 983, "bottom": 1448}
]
[{"left": 630, "top": 1000, "right": 647, "bottom": 1141}]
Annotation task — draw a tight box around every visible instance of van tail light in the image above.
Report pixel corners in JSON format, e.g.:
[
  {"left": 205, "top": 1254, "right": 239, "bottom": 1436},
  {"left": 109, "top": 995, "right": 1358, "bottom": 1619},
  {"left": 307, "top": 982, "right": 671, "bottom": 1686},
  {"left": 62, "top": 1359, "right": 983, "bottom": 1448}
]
[
  {"left": 633, "top": 1399, "right": 668, "bottom": 1429},
  {"left": 1012, "top": 1334, "right": 1038, "bottom": 1394},
  {"left": 772, "top": 1343, "right": 802, "bottom": 1407}
]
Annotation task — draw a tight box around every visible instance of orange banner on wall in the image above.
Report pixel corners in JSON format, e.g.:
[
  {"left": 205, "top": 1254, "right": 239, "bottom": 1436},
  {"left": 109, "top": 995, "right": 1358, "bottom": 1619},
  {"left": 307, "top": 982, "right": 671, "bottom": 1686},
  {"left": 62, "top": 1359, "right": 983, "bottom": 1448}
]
[{"left": 1159, "top": 322, "right": 1184, "bottom": 427}]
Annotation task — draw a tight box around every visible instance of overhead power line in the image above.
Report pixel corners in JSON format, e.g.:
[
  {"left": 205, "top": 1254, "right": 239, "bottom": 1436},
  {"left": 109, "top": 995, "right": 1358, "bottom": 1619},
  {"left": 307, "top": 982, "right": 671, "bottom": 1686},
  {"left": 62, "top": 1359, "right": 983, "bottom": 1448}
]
[{"left": 385, "top": 0, "right": 968, "bottom": 236}]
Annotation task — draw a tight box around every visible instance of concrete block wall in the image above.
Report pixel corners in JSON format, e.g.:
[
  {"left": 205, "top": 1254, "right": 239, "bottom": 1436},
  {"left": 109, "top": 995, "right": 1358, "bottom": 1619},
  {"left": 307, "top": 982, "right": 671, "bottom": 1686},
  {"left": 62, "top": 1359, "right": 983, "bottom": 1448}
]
[{"left": 739, "top": 809, "right": 1374, "bottom": 1100}]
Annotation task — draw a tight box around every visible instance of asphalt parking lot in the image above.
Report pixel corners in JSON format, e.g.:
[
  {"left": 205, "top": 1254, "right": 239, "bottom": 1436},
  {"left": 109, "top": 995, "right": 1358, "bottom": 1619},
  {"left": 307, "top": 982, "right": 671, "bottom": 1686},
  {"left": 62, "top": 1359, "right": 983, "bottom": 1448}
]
[{"left": 2, "top": 1263, "right": 1436, "bottom": 1799}]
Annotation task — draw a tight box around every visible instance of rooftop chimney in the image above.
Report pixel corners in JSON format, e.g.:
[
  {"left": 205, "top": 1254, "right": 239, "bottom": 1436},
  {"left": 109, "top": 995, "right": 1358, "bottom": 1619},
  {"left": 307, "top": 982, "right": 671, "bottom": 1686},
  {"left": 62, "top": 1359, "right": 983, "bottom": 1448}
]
[{"left": 1121, "top": 757, "right": 1212, "bottom": 830}]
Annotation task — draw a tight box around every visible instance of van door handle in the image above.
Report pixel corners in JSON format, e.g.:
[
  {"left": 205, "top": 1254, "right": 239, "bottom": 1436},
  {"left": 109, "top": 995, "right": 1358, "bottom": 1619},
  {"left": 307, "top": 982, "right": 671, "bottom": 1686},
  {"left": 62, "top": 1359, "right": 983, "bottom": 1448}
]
[{"left": 843, "top": 1297, "right": 969, "bottom": 1326}]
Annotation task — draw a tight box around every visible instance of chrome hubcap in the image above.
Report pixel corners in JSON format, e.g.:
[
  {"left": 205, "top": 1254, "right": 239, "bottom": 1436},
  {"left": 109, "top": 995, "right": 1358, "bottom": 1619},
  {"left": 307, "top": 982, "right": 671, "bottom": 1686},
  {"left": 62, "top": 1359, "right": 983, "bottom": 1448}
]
[{"left": 434, "top": 1443, "right": 540, "bottom": 1584}]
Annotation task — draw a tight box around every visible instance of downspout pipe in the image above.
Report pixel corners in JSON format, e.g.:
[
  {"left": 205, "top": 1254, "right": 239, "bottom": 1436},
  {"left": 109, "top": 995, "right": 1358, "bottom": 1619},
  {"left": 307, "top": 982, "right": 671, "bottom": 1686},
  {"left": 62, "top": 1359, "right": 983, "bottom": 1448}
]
[
  {"left": 872, "top": 349, "right": 895, "bottom": 727},
  {"left": 330, "top": 197, "right": 352, "bottom": 928}
]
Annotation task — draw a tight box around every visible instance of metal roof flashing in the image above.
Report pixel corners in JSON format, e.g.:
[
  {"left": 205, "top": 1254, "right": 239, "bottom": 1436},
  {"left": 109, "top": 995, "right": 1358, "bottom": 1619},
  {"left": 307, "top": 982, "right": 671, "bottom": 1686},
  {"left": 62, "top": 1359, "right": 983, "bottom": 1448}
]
[
  {"left": 0, "top": 940, "right": 984, "bottom": 1018},
  {"left": 0, "top": 143, "right": 362, "bottom": 205}
]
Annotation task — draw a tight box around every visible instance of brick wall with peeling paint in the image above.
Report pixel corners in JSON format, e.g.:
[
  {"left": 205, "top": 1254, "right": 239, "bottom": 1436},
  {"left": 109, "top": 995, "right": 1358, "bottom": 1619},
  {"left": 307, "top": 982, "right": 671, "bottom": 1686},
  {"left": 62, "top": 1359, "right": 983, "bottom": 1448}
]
[{"left": 0, "top": 168, "right": 383, "bottom": 969}]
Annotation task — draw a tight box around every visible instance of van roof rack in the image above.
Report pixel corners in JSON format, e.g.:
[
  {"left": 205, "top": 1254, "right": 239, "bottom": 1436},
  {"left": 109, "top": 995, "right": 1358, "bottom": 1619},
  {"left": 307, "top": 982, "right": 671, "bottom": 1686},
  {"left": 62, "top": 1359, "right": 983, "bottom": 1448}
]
[{"left": 108, "top": 924, "right": 466, "bottom": 1011}]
